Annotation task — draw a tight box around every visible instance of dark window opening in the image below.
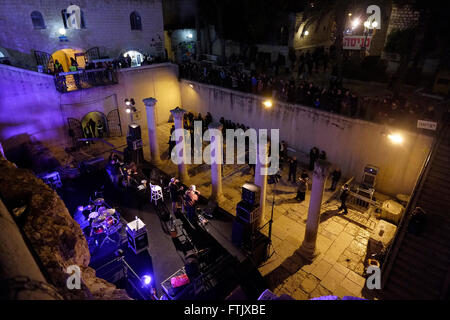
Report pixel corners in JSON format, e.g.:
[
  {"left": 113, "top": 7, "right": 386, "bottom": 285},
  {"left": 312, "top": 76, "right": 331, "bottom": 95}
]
[
  {"left": 130, "top": 11, "right": 142, "bottom": 30},
  {"left": 31, "top": 11, "right": 46, "bottom": 29}
]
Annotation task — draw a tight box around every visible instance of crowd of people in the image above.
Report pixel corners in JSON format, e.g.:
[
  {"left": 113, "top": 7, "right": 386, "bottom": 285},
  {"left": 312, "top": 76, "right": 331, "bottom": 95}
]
[{"left": 179, "top": 61, "right": 438, "bottom": 129}]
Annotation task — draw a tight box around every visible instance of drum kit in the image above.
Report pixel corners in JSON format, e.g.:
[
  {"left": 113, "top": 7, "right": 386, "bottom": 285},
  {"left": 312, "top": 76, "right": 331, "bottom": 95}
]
[{"left": 85, "top": 198, "right": 122, "bottom": 248}]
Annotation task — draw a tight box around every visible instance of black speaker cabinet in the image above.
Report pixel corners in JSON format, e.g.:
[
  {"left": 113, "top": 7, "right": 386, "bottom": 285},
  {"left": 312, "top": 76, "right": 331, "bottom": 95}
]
[
  {"left": 242, "top": 183, "right": 260, "bottom": 206},
  {"left": 128, "top": 124, "right": 142, "bottom": 140},
  {"left": 232, "top": 217, "right": 256, "bottom": 248},
  {"left": 236, "top": 200, "right": 261, "bottom": 224}
]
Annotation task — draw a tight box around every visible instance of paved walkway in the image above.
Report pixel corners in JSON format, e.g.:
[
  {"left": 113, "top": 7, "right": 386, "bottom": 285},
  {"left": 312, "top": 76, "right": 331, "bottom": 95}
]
[
  {"left": 150, "top": 123, "right": 382, "bottom": 300},
  {"left": 53, "top": 123, "right": 382, "bottom": 300}
]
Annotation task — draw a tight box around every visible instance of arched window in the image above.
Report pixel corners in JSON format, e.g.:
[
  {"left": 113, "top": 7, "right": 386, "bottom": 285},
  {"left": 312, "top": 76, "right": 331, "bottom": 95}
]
[
  {"left": 61, "top": 9, "right": 86, "bottom": 29},
  {"left": 130, "top": 11, "right": 142, "bottom": 30},
  {"left": 31, "top": 11, "right": 46, "bottom": 29}
]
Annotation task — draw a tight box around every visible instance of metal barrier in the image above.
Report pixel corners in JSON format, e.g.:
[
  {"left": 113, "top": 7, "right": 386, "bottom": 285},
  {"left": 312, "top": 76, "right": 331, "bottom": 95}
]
[
  {"left": 54, "top": 68, "right": 118, "bottom": 92},
  {"left": 347, "top": 191, "right": 381, "bottom": 212}
]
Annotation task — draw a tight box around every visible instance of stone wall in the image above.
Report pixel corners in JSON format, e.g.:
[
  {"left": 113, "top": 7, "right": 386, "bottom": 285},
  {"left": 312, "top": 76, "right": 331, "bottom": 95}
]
[
  {"left": 0, "top": 156, "right": 131, "bottom": 299},
  {"left": 0, "top": 63, "right": 181, "bottom": 160},
  {"left": 0, "top": 0, "right": 164, "bottom": 70},
  {"left": 180, "top": 80, "right": 433, "bottom": 196}
]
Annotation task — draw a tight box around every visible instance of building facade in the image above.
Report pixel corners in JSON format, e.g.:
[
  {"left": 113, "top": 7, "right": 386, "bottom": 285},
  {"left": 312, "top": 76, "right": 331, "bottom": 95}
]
[{"left": 0, "top": 0, "right": 165, "bottom": 70}]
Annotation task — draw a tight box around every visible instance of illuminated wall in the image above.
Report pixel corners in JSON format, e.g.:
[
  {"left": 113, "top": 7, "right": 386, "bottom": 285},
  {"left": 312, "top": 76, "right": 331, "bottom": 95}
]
[
  {"left": 0, "top": 63, "right": 181, "bottom": 158},
  {"left": 180, "top": 80, "right": 433, "bottom": 196},
  {"left": 0, "top": 0, "right": 165, "bottom": 70}
]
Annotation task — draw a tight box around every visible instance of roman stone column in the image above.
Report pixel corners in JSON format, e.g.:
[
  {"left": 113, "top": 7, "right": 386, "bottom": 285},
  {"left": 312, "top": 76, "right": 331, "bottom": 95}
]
[
  {"left": 254, "top": 141, "right": 268, "bottom": 226},
  {"left": 143, "top": 97, "right": 161, "bottom": 165},
  {"left": 298, "top": 159, "right": 331, "bottom": 261},
  {"left": 170, "top": 107, "right": 189, "bottom": 182},
  {"left": 208, "top": 122, "right": 224, "bottom": 203}
]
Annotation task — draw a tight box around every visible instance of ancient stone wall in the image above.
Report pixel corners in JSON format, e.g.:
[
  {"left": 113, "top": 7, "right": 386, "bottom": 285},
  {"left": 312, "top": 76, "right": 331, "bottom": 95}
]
[{"left": 0, "top": 155, "right": 131, "bottom": 299}]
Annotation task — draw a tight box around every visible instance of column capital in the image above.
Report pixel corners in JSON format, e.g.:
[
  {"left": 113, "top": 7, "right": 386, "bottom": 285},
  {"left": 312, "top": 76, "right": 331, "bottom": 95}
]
[
  {"left": 143, "top": 97, "right": 157, "bottom": 107},
  {"left": 208, "top": 122, "right": 223, "bottom": 131},
  {"left": 313, "top": 159, "right": 331, "bottom": 179},
  {"left": 170, "top": 106, "right": 186, "bottom": 119}
]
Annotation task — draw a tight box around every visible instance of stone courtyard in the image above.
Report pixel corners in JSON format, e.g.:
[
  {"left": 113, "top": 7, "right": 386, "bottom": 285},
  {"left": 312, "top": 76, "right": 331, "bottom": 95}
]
[
  {"left": 57, "top": 120, "right": 383, "bottom": 300},
  {"left": 147, "top": 122, "right": 381, "bottom": 300}
]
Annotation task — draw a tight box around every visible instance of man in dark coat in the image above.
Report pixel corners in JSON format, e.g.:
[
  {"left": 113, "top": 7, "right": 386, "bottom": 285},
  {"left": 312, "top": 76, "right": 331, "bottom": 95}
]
[
  {"left": 288, "top": 157, "right": 297, "bottom": 183},
  {"left": 338, "top": 184, "right": 349, "bottom": 214},
  {"left": 309, "top": 147, "right": 319, "bottom": 170},
  {"left": 329, "top": 167, "right": 342, "bottom": 191},
  {"left": 88, "top": 118, "right": 96, "bottom": 138}
]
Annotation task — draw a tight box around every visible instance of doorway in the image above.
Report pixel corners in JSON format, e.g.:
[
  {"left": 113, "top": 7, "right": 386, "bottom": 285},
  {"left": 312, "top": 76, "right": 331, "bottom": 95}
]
[
  {"left": 81, "top": 111, "right": 107, "bottom": 138},
  {"left": 123, "top": 50, "right": 144, "bottom": 67},
  {"left": 51, "top": 48, "right": 85, "bottom": 72}
]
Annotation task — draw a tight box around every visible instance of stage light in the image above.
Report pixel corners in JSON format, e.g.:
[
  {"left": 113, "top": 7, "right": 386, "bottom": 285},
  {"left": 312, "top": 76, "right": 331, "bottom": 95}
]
[
  {"left": 142, "top": 275, "right": 152, "bottom": 285},
  {"left": 77, "top": 206, "right": 84, "bottom": 212},
  {"left": 126, "top": 107, "right": 131, "bottom": 114},
  {"left": 187, "top": 33, "right": 193, "bottom": 39},
  {"left": 304, "top": 30, "right": 309, "bottom": 36},
  {"left": 263, "top": 99, "right": 273, "bottom": 108},
  {"left": 364, "top": 21, "right": 370, "bottom": 28},
  {"left": 371, "top": 21, "right": 378, "bottom": 28},
  {"left": 125, "top": 99, "right": 131, "bottom": 106},
  {"left": 58, "top": 28, "right": 66, "bottom": 35},
  {"left": 388, "top": 133, "right": 403, "bottom": 144}
]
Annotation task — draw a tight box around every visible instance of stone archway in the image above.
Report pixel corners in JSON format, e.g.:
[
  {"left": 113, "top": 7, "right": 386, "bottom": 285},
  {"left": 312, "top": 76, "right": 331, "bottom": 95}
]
[{"left": 81, "top": 111, "right": 107, "bottom": 138}]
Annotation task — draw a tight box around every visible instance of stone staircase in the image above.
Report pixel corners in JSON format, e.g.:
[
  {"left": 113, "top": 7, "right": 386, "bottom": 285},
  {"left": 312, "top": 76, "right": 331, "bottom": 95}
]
[{"left": 382, "top": 125, "right": 450, "bottom": 300}]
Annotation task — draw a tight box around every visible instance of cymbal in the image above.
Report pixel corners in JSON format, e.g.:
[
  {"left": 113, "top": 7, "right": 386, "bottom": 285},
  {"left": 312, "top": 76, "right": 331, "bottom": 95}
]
[{"left": 94, "top": 198, "right": 104, "bottom": 205}]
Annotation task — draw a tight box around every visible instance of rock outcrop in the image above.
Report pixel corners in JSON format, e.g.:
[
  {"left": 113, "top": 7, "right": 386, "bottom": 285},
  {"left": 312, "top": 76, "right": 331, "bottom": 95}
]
[{"left": 0, "top": 156, "right": 131, "bottom": 300}]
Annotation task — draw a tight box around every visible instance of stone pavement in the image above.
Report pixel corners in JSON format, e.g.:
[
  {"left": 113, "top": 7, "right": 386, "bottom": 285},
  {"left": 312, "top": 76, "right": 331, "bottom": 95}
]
[
  {"left": 58, "top": 123, "right": 381, "bottom": 300},
  {"left": 149, "top": 123, "right": 382, "bottom": 300}
]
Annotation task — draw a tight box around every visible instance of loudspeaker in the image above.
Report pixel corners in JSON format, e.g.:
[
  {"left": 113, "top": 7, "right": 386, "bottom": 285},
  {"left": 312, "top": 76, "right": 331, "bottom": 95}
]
[
  {"left": 232, "top": 217, "right": 255, "bottom": 248},
  {"left": 128, "top": 124, "right": 142, "bottom": 140},
  {"left": 242, "top": 183, "right": 260, "bottom": 206},
  {"left": 236, "top": 200, "right": 261, "bottom": 224}
]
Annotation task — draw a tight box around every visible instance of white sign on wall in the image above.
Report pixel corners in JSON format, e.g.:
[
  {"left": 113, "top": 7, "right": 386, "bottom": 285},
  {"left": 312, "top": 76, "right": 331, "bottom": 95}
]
[
  {"left": 66, "top": 4, "right": 82, "bottom": 29},
  {"left": 417, "top": 120, "right": 437, "bottom": 131}
]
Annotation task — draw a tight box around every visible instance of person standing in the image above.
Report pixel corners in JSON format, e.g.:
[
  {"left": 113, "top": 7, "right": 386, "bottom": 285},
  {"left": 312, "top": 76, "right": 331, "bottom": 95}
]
[
  {"left": 96, "top": 120, "right": 104, "bottom": 138},
  {"left": 88, "top": 118, "right": 96, "bottom": 138},
  {"left": 296, "top": 177, "right": 308, "bottom": 202},
  {"left": 338, "top": 184, "right": 350, "bottom": 214},
  {"left": 329, "top": 167, "right": 341, "bottom": 191},
  {"left": 169, "top": 178, "right": 183, "bottom": 218},
  {"left": 184, "top": 185, "right": 200, "bottom": 222},
  {"left": 288, "top": 157, "right": 297, "bottom": 183},
  {"left": 309, "top": 147, "right": 319, "bottom": 171}
]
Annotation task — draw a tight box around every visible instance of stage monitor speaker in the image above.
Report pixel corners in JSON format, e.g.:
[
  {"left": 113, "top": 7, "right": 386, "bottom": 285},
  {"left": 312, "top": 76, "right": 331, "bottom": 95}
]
[
  {"left": 236, "top": 200, "right": 261, "bottom": 224},
  {"left": 232, "top": 216, "right": 256, "bottom": 248},
  {"left": 242, "top": 183, "right": 260, "bottom": 206},
  {"left": 128, "top": 124, "right": 142, "bottom": 140}
]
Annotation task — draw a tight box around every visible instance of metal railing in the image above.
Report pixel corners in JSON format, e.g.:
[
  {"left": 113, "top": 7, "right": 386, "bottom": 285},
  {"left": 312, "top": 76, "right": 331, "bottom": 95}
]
[
  {"left": 380, "top": 121, "right": 448, "bottom": 290},
  {"left": 54, "top": 68, "right": 118, "bottom": 93}
]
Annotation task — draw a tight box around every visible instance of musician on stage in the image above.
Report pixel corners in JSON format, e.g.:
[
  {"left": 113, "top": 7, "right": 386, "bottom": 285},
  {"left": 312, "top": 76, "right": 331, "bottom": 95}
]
[
  {"left": 169, "top": 178, "right": 184, "bottom": 218},
  {"left": 183, "top": 185, "right": 200, "bottom": 222}
]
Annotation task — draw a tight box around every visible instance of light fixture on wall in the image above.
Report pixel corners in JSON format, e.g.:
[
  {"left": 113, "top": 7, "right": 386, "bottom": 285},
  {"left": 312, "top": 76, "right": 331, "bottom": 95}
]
[
  {"left": 263, "top": 99, "right": 273, "bottom": 108},
  {"left": 304, "top": 30, "right": 309, "bottom": 36},
  {"left": 388, "top": 133, "right": 403, "bottom": 144}
]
